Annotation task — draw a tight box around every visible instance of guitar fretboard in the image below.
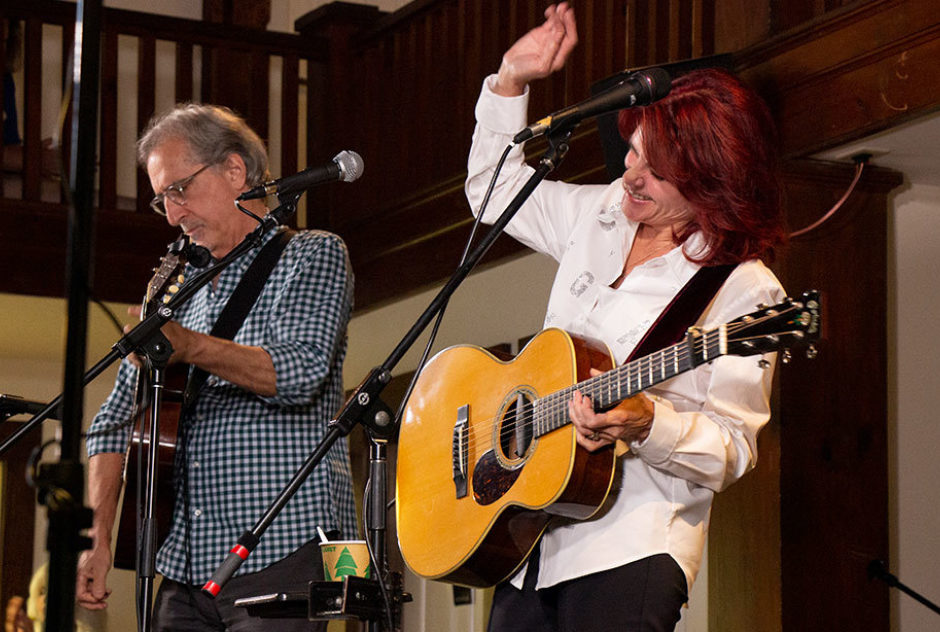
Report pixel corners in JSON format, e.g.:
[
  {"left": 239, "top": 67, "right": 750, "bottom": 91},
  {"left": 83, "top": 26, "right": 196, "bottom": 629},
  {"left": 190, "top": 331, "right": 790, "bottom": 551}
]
[{"left": 532, "top": 325, "right": 727, "bottom": 437}]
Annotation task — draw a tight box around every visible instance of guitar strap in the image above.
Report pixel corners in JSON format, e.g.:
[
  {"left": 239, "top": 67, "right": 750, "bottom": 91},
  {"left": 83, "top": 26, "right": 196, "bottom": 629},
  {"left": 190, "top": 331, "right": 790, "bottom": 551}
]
[
  {"left": 626, "top": 263, "right": 737, "bottom": 362},
  {"left": 181, "top": 228, "right": 296, "bottom": 411}
]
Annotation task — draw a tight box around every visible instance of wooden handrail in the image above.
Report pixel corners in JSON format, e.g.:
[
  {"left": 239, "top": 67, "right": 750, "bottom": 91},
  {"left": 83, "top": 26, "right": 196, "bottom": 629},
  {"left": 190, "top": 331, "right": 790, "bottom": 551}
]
[{"left": 2, "top": 0, "right": 328, "bottom": 212}]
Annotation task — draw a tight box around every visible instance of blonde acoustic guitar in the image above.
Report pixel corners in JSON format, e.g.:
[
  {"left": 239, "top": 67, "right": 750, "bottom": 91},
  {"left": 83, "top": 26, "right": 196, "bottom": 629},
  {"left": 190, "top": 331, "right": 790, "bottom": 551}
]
[{"left": 396, "top": 292, "right": 821, "bottom": 587}]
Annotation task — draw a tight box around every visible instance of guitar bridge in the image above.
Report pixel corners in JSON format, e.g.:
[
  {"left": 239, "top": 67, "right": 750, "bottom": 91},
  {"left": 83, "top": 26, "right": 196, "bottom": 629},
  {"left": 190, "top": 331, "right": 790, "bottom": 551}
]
[{"left": 452, "top": 405, "right": 469, "bottom": 499}]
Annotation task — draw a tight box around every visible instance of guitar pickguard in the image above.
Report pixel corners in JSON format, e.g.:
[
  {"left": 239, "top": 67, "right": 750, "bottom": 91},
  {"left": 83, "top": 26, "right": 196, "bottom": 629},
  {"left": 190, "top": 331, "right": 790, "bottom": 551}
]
[{"left": 472, "top": 450, "right": 522, "bottom": 505}]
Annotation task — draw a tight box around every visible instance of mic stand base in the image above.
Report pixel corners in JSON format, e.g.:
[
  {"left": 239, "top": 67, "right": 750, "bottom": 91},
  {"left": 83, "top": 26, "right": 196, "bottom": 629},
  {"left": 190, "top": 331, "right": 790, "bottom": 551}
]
[
  {"left": 233, "top": 575, "right": 405, "bottom": 623},
  {"left": 309, "top": 576, "right": 386, "bottom": 621}
]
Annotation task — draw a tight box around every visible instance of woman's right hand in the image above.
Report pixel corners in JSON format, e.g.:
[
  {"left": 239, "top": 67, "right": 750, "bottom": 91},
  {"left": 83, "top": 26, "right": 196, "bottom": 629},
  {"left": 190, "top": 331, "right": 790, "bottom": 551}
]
[{"left": 494, "top": 2, "right": 578, "bottom": 97}]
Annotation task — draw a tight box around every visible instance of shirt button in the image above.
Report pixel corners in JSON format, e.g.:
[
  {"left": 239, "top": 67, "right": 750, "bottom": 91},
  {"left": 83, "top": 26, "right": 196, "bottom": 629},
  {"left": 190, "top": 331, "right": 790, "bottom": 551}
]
[
  {"left": 194, "top": 509, "right": 202, "bottom": 517},
  {"left": 193, "top": 461, "right": 200, "bottom": 468}
]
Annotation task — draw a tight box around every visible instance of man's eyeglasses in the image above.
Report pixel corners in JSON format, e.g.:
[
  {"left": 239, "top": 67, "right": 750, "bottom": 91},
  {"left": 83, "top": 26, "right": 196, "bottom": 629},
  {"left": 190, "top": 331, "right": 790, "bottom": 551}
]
[{"left": 150, "top": 163, "right": 212, "bottom": 216}]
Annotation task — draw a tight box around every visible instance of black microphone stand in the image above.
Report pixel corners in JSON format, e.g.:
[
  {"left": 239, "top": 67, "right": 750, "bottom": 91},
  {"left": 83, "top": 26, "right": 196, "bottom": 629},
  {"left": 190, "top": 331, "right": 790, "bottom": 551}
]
[
  {"left": 207, "top": 128, "right": 574, "bottom": 631},
  {"left": 133, "top": 330, "right": 173, "bottom": 632},
  {"left": 0, "top": 396, "right": 60, "bottom": 421},
  {"left": 869, "top": 559, "right": 940, "bottom": 616},
  {"left": 35, "top": 1, "right": 102, "bottom": 629},
  {"left": 0, "top": 215, "right": 287, "bottom": 459}
]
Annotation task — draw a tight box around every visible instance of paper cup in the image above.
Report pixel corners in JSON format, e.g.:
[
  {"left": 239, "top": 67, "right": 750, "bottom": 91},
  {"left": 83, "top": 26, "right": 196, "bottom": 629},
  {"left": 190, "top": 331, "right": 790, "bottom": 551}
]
[{"left": 320, "top": 540, "right": 371, "bottom": 581}]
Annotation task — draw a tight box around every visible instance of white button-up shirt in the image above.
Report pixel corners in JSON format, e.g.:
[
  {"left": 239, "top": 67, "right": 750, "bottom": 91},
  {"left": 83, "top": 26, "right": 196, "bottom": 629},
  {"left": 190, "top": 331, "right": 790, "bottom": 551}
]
[{"left": 465, "top": 75, "right": 786, "bottom": 591}]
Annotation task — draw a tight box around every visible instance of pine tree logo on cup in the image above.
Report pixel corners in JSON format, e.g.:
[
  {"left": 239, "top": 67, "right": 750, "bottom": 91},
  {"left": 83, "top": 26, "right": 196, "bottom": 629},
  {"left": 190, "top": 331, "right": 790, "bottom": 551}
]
[{"left": 320, "top": 540, "right": 371, "bottom": 581}]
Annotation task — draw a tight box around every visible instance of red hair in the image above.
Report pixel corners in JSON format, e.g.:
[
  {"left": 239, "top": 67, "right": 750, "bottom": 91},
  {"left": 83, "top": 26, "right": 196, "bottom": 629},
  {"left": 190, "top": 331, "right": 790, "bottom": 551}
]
[{"left": 618, "top": 68, "right": 787, "bottom": 265}]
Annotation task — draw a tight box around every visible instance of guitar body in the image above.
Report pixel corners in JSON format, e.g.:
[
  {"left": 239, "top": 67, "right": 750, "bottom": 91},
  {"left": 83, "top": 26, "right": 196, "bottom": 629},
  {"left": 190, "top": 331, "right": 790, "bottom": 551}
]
[
  {"left": 396, "top": 328, "right": 618, "bottom": 588},
  {"left": 113, "top": 367, "right": 186, "bottom": 571}
]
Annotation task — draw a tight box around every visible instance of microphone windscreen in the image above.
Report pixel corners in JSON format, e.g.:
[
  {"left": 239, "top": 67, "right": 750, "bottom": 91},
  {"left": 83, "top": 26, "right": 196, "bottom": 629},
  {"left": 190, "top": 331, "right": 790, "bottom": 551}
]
[
  {"left": 335, "top": 150, "right": 364, "bottom": 182},
  {"left": 642, "top": 67, "right": 672, "bottom": 101}
]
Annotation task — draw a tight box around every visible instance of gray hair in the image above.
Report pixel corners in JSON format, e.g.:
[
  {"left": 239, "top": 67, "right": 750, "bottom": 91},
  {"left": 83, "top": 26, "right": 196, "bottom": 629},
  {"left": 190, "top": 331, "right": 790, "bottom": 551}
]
[{"left": 136, "top": 103, "right": 269, "bottom": 187}]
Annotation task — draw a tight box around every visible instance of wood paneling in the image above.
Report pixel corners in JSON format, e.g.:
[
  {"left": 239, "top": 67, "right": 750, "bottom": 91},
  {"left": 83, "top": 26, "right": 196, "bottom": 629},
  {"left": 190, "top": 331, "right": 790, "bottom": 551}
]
[
  {"left": 709, "top": 159, "right": 902, "bottom": 632},
  {"left": 1, "top": 0, "right": 328, "bottom": 304},
  {"left": 99, "top": 29, "right": 119, "bottom": 211},
  {"left": 0, "top": 422, "right": 38, "bottom": 615},
  {"left": 299, "top": 0, "right": 719, "bottom": 310},
  {"left": 136, "top": 35, "right": 156, "bottom": 213},
  {"left": 0, "top": 199, "right": 179, "bottom": 301},
  {"left": 735, "top": 0, "right": 940, "bottom": 157},
  {"left": 774, "top": 160, "right": 900, "bottom": 632}
]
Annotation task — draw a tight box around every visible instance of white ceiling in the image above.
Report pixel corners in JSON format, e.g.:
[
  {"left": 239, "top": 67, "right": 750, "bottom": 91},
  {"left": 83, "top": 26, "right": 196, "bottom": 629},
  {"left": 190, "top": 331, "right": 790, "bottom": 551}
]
[{"left": 814, "top": 110, "right": 940, "bottom": 186}]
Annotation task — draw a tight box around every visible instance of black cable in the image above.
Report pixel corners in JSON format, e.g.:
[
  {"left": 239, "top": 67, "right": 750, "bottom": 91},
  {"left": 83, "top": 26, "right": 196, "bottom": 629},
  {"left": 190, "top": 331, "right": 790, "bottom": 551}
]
[
  {"left": 391, "top": 142, "right": 516, "bottom": 428},
  {"left": 363, "top": 477, "right": 395, "bottom": 631},
  {"left": 90, "top": 295, "right": 128, "bottom": 335}
]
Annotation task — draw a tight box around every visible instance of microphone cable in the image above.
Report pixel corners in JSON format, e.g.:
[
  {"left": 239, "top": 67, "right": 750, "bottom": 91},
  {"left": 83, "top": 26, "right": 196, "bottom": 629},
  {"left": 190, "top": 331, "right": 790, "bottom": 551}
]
[{"left": 390, "top": 142, "right": 515, "bottom": 428}]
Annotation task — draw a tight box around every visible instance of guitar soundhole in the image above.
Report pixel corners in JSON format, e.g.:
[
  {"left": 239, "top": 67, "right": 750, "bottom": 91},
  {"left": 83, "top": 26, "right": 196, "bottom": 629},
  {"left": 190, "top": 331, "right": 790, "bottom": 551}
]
[
  {"left": 496, "top": 388, "right": 536, "bottom": 464},
  {"left": 471, "top": 388, "right": 538, "bottom": 505}
]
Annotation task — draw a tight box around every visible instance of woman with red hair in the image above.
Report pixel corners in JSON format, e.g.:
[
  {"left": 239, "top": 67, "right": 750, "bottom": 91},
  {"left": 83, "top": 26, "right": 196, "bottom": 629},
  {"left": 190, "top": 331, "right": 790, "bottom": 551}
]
[{"left": 465, "top": 4, "right": 787, "bottom": 631}]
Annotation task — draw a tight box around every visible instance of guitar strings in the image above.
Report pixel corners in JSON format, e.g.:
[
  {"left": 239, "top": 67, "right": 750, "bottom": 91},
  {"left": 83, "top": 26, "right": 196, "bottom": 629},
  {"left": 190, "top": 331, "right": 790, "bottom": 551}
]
[{"left": 435, "top": 308, "right": 797, "bottom": 458}]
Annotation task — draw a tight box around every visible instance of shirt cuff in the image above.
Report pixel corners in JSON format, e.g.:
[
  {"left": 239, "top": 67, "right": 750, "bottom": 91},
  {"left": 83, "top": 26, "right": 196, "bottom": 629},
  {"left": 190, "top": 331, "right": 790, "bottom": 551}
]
[
  {"left": 629, "top": 398, "right": 681, "bottom": 465},
  {"left": 475, "top": 74, "right": 531, "bottom": 135}
]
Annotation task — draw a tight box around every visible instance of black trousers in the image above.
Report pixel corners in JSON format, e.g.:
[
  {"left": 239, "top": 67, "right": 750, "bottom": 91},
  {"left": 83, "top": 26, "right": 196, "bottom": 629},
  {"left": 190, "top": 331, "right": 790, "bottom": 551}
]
[
  {"left": 488, "top": 547, "right": 688, "bottom": 632},
  {"left": 152, "top": 539, "right": 327, "bottom": 632}
]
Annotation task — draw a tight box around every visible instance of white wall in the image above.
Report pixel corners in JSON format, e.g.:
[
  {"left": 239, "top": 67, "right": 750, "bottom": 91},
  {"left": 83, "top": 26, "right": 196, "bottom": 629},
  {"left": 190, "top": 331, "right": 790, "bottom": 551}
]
[
  {"left": 888, "top": 182, "right": 940, "bottom": 632},
  {"left": 0, "top": 295, "right": 130, "bottom": 631}
]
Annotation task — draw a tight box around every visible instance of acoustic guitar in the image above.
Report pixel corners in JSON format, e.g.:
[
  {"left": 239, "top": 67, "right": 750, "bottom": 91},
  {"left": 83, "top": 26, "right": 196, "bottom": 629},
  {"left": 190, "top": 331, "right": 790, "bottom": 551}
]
[
  {"left": 113, "top": 239, "right": 191, "bottom": 571},
  {"left": 396, "top": 291, "right": 821, "bottom": 587}
]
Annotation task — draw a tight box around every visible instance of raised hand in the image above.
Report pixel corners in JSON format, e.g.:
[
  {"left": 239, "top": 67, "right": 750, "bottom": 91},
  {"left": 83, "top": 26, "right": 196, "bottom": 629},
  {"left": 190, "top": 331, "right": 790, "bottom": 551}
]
[{"left": 494, "top": 2, "right": 578, "bottom": 96}]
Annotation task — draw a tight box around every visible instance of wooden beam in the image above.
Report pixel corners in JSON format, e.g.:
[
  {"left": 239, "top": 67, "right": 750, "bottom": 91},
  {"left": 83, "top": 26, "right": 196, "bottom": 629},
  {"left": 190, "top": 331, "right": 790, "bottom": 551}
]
[{"left": 735, "top": 0, "right": 940, "bottom": 157}]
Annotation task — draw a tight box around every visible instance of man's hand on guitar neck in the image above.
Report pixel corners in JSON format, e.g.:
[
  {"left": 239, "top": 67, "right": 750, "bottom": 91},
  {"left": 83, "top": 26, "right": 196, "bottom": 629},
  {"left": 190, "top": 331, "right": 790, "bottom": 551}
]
[{"left": 569, "top": 369, "right": 655, "bottom": 450}]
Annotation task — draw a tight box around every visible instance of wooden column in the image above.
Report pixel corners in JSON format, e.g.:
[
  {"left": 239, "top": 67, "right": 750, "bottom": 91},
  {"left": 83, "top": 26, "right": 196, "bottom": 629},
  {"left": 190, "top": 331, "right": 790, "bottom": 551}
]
[
  {"left": 294, "top": 2, "right": 383, "bottom": 232},
  {"left": 200, "top": 0, "right": 272, "bottom": 138},
  {"left": 708, "top": 158, "right": 903, "bottom": 631},
  {"left": 0, "top": 421, "right": 38, "bottom": 614}
]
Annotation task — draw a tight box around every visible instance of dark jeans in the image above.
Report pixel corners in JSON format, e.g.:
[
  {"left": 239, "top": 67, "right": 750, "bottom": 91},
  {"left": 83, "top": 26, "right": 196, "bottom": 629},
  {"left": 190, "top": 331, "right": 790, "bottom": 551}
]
[
  {"left": 153, "top": 539, "right": 327, "bottom": 631},
  {"left": 488, "top": 547, "right": 689, "bottom": 632}
]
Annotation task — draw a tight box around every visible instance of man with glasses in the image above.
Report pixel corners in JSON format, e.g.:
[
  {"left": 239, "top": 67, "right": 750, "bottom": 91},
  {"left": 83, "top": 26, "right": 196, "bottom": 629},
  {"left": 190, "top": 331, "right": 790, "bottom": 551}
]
[{"left": 76, "top": 104, "right": 357, "bottom": 631}]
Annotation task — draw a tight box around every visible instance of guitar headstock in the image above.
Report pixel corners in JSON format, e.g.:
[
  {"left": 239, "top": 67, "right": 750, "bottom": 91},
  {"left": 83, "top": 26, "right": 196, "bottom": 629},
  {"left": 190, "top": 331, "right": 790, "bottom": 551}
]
[
  {"left": 142, "top": 236, "right": 190, "bottom": 317},
  {"left": 724, "top": 290, "right": 822, "bottom": 358}
]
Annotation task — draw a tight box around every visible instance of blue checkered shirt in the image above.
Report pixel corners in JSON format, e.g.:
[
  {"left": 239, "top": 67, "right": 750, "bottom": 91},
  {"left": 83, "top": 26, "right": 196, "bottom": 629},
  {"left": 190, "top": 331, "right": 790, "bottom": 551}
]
[{"left": 86, "top": 227, "right": 357, "bottom": 584}]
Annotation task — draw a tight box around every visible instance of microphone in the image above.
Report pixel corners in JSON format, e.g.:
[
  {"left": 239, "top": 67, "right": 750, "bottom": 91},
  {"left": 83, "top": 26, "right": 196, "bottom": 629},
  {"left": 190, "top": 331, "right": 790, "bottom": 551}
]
[
  {"left": 236, "top": 150, "right": 364, "bottom": 201},
  {"left": 512, "top": 67, "right": 672, "bottom": 144}
]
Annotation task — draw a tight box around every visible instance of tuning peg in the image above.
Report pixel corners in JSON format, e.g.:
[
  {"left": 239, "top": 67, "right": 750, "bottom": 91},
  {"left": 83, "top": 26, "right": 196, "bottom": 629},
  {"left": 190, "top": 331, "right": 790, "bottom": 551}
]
[
  {"left": 781, "top": 350, "right": 792, "bottom": 365},
  {"left": 758, "top": 358, "right": 772, "bottom": 369},
  {"left": 756, "top": 302, "right": 768, "bottom": 310},
  {"left": 806, "top": 344, "right": 818, "bottom": 360}
]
